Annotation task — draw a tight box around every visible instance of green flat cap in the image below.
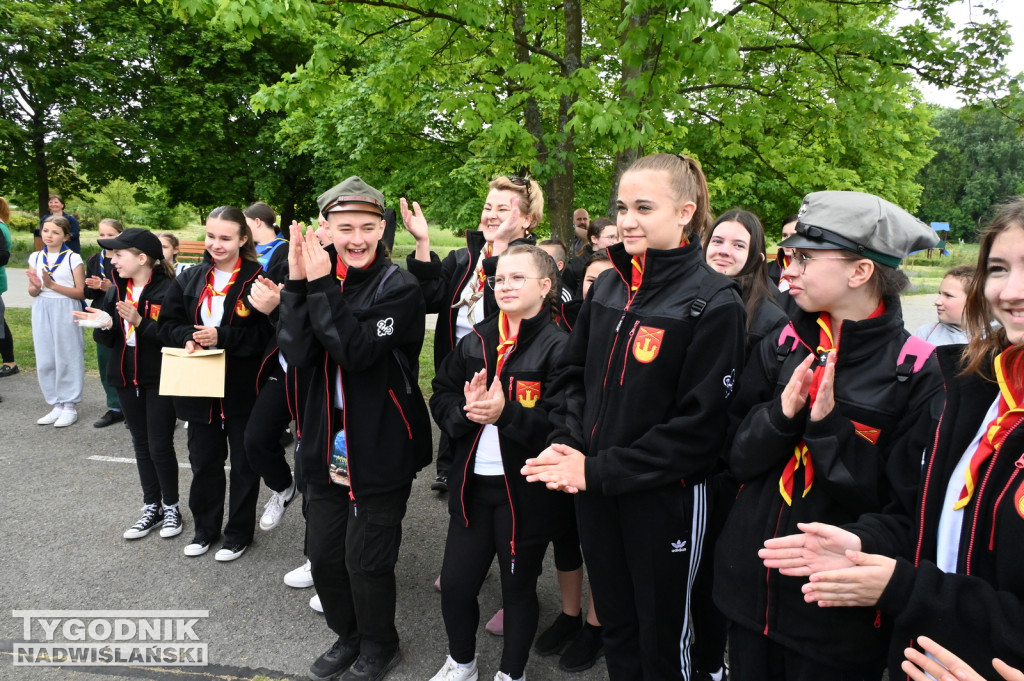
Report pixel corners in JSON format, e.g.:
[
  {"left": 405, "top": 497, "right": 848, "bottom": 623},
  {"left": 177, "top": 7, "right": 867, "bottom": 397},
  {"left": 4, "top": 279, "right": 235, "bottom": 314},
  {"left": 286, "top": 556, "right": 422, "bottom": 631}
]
[
  {"left": 317, "top": 176, "right": 385, "bottom": 217},
  {"left": 780, "top": 191, "right": 938, "bottom": 267}
]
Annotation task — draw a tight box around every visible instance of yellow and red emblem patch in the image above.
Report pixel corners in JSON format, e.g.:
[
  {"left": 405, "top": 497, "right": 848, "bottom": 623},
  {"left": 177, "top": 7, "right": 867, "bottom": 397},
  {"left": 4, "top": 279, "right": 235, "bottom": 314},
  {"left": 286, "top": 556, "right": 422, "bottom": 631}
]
[
  {"left": 234, "top": 299, "right": 251, "bottom": 317},
  {"left": 633, "top": 326, "right": 664, "bottom": 364},
  {"left": 516, "top": 380, "right": 541, "bottom": 408},
  {"left": 1015, "top": 479, "right": 1024, "bottom": 520},
  {"left": 148, "top": 304, "right": 161, "bottom": 321},
  {"left": 851, "top": 420, "right": 881, "bottom": 445}
]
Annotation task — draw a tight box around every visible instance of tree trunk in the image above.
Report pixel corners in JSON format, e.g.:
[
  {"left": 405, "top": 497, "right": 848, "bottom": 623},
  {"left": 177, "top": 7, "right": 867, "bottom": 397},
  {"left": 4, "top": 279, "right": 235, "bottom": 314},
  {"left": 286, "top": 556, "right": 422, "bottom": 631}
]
[
  {"left": 32, "top": 114, "right": 49, "bottom": 219},
  {"left": 547, "top": 0, "right": 582, "bottom": 245}
]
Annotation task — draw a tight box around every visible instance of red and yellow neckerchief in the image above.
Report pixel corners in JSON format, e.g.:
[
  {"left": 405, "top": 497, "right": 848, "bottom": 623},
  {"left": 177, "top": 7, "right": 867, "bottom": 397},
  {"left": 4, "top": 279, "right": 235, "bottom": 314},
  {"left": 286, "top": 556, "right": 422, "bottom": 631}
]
[
  {"left": 628, "top": 236, "right": 688, "bottom": 295},
  {"left": 955, "top": 350, "right": 1024, "bottom": 509},
  {"left": 779, "top": 302, "right": 886, "bottom": 505},
  {"left": 494, "top": 310, "right": 518, "bottom": 377},
  {"left": 199, "top": 258, "right": 241, "bottom": 315},
  {"left": 335, "top": 248, "right": 377, "bottom": 285},
  {"left": 124, "top": 278, "right": 143, "bottom": 342},
  {"left": 476, "top": 243, "right": 493, "bottom": 292}
]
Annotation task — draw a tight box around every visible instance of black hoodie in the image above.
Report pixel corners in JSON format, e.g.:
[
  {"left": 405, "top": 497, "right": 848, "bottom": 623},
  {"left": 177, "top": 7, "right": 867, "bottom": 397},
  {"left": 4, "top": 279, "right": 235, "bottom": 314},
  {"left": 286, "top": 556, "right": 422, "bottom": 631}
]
[{"left": 714, "top": 297, "right": 945, "bottom": 672}]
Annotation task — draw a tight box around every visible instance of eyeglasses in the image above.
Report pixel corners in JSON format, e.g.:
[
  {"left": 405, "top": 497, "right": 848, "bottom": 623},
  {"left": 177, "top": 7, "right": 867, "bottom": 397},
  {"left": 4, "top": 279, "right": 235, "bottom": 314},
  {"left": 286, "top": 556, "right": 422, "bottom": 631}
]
[
  {"left": 505, "top": 176, "right": 532, "bottom": 202},
  {"left": 486, "top": 274, "right": 544, "bottom": 290},
  {"left": 791, "top": 251, "right": 856, "bottom": 273}
]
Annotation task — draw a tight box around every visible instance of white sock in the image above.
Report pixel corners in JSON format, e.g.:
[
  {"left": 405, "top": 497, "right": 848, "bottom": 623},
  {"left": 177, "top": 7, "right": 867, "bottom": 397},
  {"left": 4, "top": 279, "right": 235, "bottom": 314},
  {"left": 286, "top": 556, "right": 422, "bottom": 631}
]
[
  {"left": 457, "top": 659, "right": 475, "bottom": 669},
  {"left": 709, "top": 668, "right": 724, "bottom": 681}
]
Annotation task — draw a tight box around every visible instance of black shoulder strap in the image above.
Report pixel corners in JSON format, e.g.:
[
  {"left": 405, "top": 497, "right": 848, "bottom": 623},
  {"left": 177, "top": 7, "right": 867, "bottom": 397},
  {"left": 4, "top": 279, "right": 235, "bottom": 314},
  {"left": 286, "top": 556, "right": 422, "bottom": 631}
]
[
  {"left": 372, "top": 263, "right": 415, "bottom": 395},
  {"left": 689, "top": 272, "right": 738, "bottom": 319}
]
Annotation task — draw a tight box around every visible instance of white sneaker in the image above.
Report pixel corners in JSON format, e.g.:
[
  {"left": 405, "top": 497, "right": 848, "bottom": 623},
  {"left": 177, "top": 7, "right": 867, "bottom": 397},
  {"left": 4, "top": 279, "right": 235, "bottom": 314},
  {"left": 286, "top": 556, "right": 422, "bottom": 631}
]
[
  {"left": 429, "top": 655, "right": 479, "bottom": 681},
  {"left": 54, "top": 408, "right": 78, "bottom": 427},
  {"left": 259, "top": 479, "right": 296, "bottom": 531},
  {"left": 284, "top": 559, "right": 314, "bottom": 588},
  {"left": 37, "top": 407, "right": 62, "bottom": 425},
  {"left": 493, "top": 673, "right": 521, "bottom": 681},
  {"left": 310, "top": 593, "right": 323, "bottom": 613}
]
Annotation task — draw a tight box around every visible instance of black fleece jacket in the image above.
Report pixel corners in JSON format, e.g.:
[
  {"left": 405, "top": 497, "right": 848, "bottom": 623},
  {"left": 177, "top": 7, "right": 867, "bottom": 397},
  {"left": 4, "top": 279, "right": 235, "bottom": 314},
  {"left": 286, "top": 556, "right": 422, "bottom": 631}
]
[
  {"left": 278, "top": 243, "right": 432, "bottom": 499},
  {"left": 158, "top": 256, "right": 271, "bottom": 423},
  {"left": 430, "top": 309, "right": 568, "bottom": 548},
  {"left": 93, "top": 266, "right": 174, "bottom": 390},
  {"left": 714, "top": 297, "right": 945, "bottom": 671},
  {"left": 547, "top": 239, "right": 746, "bottom": 496},
  {"left": 850, "top": 345, "right": 1024, "bottom": 681},
  {"left": 406, "top": 230, "right": 535, "bottom": 370}
]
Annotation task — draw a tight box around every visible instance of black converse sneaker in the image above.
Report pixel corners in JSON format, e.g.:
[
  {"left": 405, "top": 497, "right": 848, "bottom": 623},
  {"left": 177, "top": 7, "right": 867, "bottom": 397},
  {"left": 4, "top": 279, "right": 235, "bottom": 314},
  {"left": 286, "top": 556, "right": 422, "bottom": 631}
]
[
  {"left": 123, "top": 504, "right": 164, "bottom": 539},
  {"left": 160, "top": 505, "right": 183, "bottom": 538}
]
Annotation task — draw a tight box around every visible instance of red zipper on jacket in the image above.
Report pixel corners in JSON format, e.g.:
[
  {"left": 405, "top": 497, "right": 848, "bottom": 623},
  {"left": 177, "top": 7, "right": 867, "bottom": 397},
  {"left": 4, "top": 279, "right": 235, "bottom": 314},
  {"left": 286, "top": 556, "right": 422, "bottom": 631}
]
[
  {"left": 589, "top": 319, "right": 625, "bottom": 446},
  {"left": 388, "top": 390, "right": 413, "bottom": 438},
  {"left": 915, "top": 403, "right": 946, "bottom": 566},
  {"left": 966, "top": 414, "right": 1024, "bottom": 571},
  {"left": 255, "top": 346, "right": 280, "bottom": 395},
  {"left": 459, "top": 331, "right": 492, "bottom": 527},
  {"left": 619, "top": 320, "right": 640, "bottom": 385},
  {"left": 501, "top": 472, "right": 518, "bottom": 575},
  {"left": 112, "top": 277, "right": 129, "bottom": 390},
  {"left": 989, "top": 453, "right": 1024, "bottom": 551}
]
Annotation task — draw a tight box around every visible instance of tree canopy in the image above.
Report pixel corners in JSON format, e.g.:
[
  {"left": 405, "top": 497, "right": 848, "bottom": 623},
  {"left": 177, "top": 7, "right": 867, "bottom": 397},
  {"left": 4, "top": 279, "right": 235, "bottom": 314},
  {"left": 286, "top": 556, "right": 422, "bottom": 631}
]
[{"left": 151, "top": 0, "right": 1018, "bottom": 241}]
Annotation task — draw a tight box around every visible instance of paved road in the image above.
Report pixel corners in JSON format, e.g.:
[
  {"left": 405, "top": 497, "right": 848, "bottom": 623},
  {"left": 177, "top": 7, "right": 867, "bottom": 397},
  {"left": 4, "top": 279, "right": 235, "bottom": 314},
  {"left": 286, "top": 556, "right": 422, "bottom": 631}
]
[{"left": 0, "top": 372, "right": 592, "bottom": 681}]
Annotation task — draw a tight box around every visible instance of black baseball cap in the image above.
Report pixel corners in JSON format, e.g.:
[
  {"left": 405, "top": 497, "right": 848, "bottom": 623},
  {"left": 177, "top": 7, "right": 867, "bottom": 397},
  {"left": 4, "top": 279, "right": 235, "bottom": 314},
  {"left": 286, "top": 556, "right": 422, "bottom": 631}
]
[{"left": 97, "top": 228, "right": 164, "bottom": 261}]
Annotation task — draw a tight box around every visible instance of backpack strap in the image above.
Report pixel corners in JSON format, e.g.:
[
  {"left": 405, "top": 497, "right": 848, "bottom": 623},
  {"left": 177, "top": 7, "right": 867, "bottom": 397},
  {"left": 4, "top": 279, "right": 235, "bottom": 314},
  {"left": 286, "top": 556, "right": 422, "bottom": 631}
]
[
  {"left": 896, "top": 335, "right": 936, "bottom": 383},
  {"left": 689, "top": 272, "right": 738, "bottom": 319},
  {"left": 775, "top": 322, "right": 801, "bottom": 363},
  {"left": 372, "top": 263, "right": 415, "bottom": 395}
]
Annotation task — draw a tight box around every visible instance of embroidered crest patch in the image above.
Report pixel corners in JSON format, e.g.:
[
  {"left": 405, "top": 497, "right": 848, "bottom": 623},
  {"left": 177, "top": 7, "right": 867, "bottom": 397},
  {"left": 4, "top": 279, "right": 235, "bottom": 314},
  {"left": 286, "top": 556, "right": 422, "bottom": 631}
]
[
  {"left": 516, "top": 380, "right": 541, "bottom": 408},
  {"left": 633, "top": 326, "right": 664, "bottom": 364}
]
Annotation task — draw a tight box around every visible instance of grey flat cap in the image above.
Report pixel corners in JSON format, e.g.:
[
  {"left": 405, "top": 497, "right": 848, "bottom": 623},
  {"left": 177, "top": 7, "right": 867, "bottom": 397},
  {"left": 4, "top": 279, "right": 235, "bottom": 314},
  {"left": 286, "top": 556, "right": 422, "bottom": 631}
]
[
  {"left": 317, "top": 176, "right": 385, "bottom": 217},
  {"left": 780, "top": 191, "right": 938, "bottom": 267}
]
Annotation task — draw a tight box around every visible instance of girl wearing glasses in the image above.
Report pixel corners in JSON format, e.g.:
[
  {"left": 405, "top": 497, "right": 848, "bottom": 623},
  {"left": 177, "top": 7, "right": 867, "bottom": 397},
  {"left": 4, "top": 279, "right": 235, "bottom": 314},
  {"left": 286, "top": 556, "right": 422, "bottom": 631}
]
[
  {"left": 759, "top": 199, "right": 1024, "bottom": 681},
  {"left": 523, "top": 153, "right": 747, "bottom": 680},
  {"left": 427, "top": 244, "right": 566, "bottom": 681},
  {"left": 400, "top": 179, "right": 542, "bottom": 493},
  {"left": 713, "top": 191, "right": 944, "bottom": 681}
]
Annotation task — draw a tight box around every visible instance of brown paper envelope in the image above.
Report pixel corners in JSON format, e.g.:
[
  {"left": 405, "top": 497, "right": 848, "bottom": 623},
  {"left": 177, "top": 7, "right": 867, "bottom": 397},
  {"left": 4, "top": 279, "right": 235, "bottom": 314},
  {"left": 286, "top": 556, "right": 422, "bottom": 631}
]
[{"left": 159, "top": 348, "right": 226, "bottom": 398}]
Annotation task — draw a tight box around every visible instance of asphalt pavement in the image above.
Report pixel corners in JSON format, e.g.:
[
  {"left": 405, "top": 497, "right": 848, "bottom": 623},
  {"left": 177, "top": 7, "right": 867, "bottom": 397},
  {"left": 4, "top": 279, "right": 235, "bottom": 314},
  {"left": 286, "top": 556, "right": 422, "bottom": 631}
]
[{"left": 0, "top": 267, "right": 939, "bottom": 681}]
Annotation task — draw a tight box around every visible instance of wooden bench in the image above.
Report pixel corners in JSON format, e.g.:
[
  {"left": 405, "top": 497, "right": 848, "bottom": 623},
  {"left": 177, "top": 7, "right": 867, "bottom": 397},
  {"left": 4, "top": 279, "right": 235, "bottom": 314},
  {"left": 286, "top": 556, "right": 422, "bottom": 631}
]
[{"left": 178, "top": 240, "right": 206, "bottom": 264}]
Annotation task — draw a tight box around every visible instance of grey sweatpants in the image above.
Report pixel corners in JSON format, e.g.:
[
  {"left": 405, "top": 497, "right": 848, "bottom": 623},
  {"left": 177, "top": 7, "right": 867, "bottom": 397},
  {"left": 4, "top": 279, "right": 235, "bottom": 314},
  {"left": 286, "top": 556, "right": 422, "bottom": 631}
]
[{"left": 32, "top": 296, "right": 85, "bottom": 406}]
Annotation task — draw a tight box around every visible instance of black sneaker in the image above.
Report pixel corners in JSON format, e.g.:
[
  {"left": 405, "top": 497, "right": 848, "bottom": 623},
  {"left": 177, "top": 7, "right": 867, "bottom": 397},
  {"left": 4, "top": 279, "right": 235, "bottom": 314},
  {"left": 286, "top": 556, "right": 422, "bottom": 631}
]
[
  {"left": 309, "top": 638, "right": 359, "bottom": 681},
  {"left": 339, "top": 648, "right": 402, "bottom": 681},
  {"left": 430, "top": 475, "right": 448, "bottom": 493},
  {"left": 123, "top": 504, "right": 163, "bottom": 539},
  {"left": 535, "top": 611, "right": 583, "bottom": 656},
  {"left": 559, "top": 623, "right": 603, "bottom": 673},
  {"left": 160, "top": 505, "right": 183, "bottom": 538},
  {"left": 0, "top": 364, "right": 19, "bottom": 377},
  {"left": 94, "top": 409, "right": 125, "bottom": 428}
]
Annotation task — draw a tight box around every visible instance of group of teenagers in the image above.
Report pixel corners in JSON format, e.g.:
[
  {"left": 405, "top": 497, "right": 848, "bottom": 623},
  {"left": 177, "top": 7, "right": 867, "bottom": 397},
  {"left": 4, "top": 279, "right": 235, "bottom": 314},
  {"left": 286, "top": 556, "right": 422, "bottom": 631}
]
[{"left": 14, "top": 149, "right": 1024, "bottom": 681}]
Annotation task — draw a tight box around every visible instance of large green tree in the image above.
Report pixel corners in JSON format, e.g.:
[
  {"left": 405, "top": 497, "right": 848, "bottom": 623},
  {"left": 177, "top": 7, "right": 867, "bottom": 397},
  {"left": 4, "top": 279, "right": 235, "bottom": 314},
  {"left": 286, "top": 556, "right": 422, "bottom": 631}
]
[
  {"left": 154, "top": 0, "right": 1017, "bottom": 240},
  {"left": 916, "top": 105, "right": 1024, "bottom": 241}
]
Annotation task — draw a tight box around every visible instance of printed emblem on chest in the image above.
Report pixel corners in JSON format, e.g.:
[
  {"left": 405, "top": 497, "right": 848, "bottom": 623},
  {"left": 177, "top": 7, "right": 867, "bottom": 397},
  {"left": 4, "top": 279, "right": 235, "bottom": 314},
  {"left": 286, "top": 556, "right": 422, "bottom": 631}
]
[{"left": 633, "top": 326, "right": 665, "bottom": 364}]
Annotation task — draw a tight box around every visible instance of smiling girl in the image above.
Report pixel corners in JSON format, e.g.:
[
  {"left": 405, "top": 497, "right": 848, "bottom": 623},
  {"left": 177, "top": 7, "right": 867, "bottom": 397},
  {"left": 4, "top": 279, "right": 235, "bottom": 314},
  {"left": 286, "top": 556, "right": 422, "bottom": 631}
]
[
  {"left": 714, "top": 191, "right": 944, "bottom": 681},
  {"left": 159, "top": 206, "right": 271, "bottom": 562},
  {"left": 760, "top": 199, "right": 1024, "bottom": 681},
  {"left": 28, "top": 216, "right": 85, "bottom": 427},
  {"left": 523, "top": 153, "right": 747, "bottom": 680},
  {"left": 75, "top": 228, "right": 181, "bottom": 540},
  {"left": 428, "top": 244, "right": 566, "bottom": 681},
  {"left": 401, "top": 178, "right": 542, "bottom": 496}
]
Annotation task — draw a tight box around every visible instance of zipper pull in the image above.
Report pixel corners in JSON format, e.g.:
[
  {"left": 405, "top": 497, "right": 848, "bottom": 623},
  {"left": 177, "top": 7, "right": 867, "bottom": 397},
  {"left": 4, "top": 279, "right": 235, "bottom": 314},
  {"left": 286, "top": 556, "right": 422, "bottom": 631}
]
[
  {"left": 349, "top": 489, "right": 358, "bottom": 516},
  {"left": 615, "top": 315, "right": 625, "bottom": 333},
  {"left": 509, "top": 540, "right": 516, "bottom": 574},
  {"left": 873, "top": 610, "right": 882, "bottom": 628},
  {"left": 1015, "top": 455, "right": 1024, "bottom": 469}
]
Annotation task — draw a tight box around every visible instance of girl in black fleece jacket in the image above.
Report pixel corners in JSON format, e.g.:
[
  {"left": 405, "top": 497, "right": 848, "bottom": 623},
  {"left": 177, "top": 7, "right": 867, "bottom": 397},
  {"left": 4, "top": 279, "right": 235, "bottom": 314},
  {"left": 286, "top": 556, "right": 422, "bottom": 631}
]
[
  {"left": 715, "top": 191, "right": 944, "bottom": 681},
  {"left": 523, "top": 153, "right": 747, "bottom": 681},
  {"left": 761, "top": 198, "right": 1024, "bottom": 681},
  {"left": 75, "top": 228, "right": 180, "bottom": 540},
  {"left": 427, "top": 245, "right": 567, "bottom": 681}
]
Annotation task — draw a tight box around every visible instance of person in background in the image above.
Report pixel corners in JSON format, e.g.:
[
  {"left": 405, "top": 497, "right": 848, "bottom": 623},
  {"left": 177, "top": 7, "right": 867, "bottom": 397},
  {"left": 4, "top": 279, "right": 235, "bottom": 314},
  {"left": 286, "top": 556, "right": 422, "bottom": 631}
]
[
  {"left": 159, "top": 233, "right": 193, "bottom": 277},
  {"left": 562, "top": 217, "right": 618, "bottom": 299},
  {"left": 86, "top": 218, "right": 126, "bottom": 428},
  {"left": 37, "top": 194, "right": 81, "bottom": 253},
  {"left": 913, "top": 265, "right": 973, "bottom": 345},
  {"left": 538, "top": 239, "right": 574, "bottom": 305},
  {"left": 571, "top": 208, "right": 590, "bottom": 258},
  {"left": 0, "top": 197, "right": 17, "bottom": 380},
  {"left": 768, "top": 214, "right": 799, "bottom": 290},
  {"left": 28, "top": 216, "right": 86, "bottom": 427}
]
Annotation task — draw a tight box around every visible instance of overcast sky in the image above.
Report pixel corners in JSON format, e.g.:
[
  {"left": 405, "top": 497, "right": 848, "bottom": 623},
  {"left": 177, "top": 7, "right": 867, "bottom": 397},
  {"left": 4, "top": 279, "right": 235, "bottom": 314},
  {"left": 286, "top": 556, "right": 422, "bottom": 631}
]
[{"left": 915, "top": 0, "right": 1023, "bottom": 104}]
